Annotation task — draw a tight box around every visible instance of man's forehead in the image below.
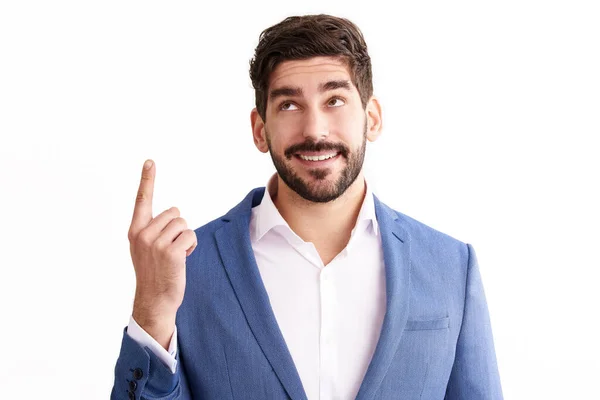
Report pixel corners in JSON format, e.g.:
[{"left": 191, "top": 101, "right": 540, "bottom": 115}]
[{"left": 268, "top": 56, "right": 353, "bottom": 89}]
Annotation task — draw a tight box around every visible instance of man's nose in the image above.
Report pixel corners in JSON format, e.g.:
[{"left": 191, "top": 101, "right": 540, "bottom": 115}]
[{"left": 302, "top": 108, "right": 329, "bottom": 141}]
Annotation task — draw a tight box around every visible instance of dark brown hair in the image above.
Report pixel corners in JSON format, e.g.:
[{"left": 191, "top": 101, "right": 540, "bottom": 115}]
[{"left": 249, "top": 14, "right": 373, "bottom": 122}]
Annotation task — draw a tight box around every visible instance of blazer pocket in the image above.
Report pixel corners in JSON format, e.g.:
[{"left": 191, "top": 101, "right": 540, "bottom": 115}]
[{"left": 404, "top": 316, "right": 449, "bottom": 331}]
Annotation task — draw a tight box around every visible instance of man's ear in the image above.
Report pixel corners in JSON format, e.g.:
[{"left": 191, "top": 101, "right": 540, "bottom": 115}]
[
  {"left": 365, "top": 96, "right": 383, "bottom": 142},
  {"left": 251, "top": 108, "right": 269, "bottom": 153}
]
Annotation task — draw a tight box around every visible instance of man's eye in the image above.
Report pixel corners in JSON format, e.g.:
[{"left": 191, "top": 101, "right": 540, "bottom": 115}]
[
  {"left": 328, "top": 97, "right": 345, "bottom": 107},
  {"left": 280, "top": 102, "right": 298, "bottom": 111}
]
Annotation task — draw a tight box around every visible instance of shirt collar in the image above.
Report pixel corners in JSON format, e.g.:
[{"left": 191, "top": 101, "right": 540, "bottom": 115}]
[{"left": 251, "top": 173, "right": 379, "bottom": 244}]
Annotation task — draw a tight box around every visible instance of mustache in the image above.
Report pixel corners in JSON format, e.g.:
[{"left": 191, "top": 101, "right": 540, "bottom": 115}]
[{"left": 284, "top": 140, "right": 349, "bottom": 159}]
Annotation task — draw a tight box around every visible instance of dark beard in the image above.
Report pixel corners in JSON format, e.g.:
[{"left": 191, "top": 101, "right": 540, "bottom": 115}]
[{"left": 265, "top": 121, "right": 367, "bottom": 203}]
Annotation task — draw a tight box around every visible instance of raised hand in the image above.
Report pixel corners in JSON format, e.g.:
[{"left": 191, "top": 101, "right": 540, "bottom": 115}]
[{"left": 127, "top": 159, "right": 197, "bottom": 349}]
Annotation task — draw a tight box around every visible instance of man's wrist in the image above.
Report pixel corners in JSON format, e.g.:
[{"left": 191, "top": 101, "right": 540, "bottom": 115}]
[
  {"left": 132, "top": 308, "right": 176, "bottom": 350},
  {"left": 127, "top": 316, "right": 179, "bottom": 373}
]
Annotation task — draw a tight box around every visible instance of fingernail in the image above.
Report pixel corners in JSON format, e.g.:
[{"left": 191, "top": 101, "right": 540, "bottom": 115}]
[{"left": 144, "top": 160, "right": 153, "bottom": 169}]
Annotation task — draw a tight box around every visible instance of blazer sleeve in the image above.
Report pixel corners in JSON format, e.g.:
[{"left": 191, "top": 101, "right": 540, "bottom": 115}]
[
  {"left": 110, "top": 326, "right": 192, "bottom": 400},
  {"left": 444, "top": 243, "right": 503, "bottom": 399}
]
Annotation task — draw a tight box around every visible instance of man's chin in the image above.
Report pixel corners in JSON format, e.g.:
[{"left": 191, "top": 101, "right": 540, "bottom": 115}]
[
  {"left": 290, "top": 179, "right": 345, "bottom": 203},
  {"left": 292, "top": 164, "right": 340, "bottom": 180}
]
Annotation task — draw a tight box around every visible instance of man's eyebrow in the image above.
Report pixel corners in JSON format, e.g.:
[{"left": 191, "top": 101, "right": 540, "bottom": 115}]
[
  {"left": 269, "top": 86, "right": 303, "bottom": 102},
  {"left": 268, "top": 80, "right": 352, "bottom": 102},
  {"left": 319, "top": 79, "right": 352, "bottom": 92}
]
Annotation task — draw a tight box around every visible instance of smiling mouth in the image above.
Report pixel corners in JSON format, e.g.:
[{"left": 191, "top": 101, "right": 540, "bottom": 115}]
[{"left": 296, "top": 152, "right": 339, "bottom": 161}]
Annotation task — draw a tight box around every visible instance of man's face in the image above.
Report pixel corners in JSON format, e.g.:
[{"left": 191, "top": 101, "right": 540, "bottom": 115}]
[{"left": 257, "top": 56, "right": 371, "bottom": 203}]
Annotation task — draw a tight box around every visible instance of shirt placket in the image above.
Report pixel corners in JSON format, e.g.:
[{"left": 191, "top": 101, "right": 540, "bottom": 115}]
[{"left": 319, "top": 266, "right": 339, "bottom": 400}]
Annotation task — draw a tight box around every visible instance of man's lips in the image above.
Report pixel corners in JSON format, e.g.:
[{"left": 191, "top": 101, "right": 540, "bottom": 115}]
[
  {"left": 293, "top": 152, "right": 341, "bottom": 165},
  {"left": 294, "top": 151, "right": 340, "bottom": 157},
  {"left": 285, "top": 143, "right": 348, "bottom": 159}
]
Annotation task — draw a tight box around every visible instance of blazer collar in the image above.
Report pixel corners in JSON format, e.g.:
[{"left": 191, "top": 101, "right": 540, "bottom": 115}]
[{"left": 215, "top": 187, "right": 412, "bottom": 400}]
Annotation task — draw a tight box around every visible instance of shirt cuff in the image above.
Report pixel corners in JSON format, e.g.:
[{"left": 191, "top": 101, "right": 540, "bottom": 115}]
[{"left": 126, "top": 315, "right": 178, "bottom": 373}]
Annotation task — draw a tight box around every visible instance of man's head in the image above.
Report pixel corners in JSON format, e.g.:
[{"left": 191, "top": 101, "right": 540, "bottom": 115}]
[{"left": 249, "top": 15, "right": 382, "bottom": 203}]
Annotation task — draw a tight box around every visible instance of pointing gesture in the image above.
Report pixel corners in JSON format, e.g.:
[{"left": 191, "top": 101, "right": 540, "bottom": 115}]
[
  {"left": 129, "top": 159, "right": 155, "bottom": 236},
  {"left": 127, "top": 160, "right": 197, "bottom": 349}
]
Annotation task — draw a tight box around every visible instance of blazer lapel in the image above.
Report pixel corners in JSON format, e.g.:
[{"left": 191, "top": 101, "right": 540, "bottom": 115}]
[
  {"left": 214, "top": 188, "right": 308, "bottom": 400},
  {"left": 355, "top": 195, "right": 412, "bottom": 400}
]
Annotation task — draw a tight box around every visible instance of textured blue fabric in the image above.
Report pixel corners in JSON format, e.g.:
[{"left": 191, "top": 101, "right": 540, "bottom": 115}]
[{"left": 111, "top": 187, "right": 502, "bottom": 399}]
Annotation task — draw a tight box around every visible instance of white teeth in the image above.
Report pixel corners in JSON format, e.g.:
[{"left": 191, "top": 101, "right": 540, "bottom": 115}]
[{"left": 298, "top": 153, "right": 337, "bottom": 161}]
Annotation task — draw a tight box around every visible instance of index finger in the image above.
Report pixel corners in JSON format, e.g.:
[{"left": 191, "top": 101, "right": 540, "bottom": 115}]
[{"left": 130, "top": 159, "right": 155, "bottom": 233}]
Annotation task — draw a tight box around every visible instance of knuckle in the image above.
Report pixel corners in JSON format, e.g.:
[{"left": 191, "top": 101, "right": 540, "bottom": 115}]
[
  {"left": 135, "top": 190, "right": 146, "bottom": 203},
  {"left": 137, "top": 230, "right": 153, "bottom": 247},
  {"left": 141, "top": 172, "right": 152, "bottom": 182},
  {"left": 153, "top": 241, "right": 167, "bottom": 254},
  {"left": 183, "top": 231, "right": 197, "bottom": 248},
  {"left": 170, "top": 206, "right": 180, "bottom": 216},
  {"left": 165, "top": 246, "right": 180, "bottom": 259},
  {"left": 154, "top": 241, "right": 168, "bottom": 254},
  {"left": 173, "top": 217, "right": 187, "bottom": 230}
]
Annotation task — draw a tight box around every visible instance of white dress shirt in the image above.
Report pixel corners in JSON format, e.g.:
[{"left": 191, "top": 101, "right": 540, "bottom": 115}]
[{"left": 127, "top": 175, "right": 386, "bottom": 400}]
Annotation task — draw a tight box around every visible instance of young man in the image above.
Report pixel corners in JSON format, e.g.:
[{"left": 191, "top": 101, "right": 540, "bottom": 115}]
[{"left": 111, "top": 14, "right": 503, "bottom": 400}]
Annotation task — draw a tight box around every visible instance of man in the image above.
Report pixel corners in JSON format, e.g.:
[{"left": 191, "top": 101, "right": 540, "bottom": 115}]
[{"left": 111, "top": 14, "right": 503, "bottom": 400}]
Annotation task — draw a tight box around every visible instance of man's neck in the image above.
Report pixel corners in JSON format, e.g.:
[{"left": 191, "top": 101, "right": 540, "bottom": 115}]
[{"left": 270, "top": 173, "right": 367, "bottom": 249}]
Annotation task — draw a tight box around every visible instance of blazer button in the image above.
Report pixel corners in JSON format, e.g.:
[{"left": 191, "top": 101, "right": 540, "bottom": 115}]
[
  {"left": 129, "top": 380, "right": 137, "bottom": 391},
  {"left": 128, "top": 390, "right": 136, "bottom": 399},
  {"left": 133, "top": 368, "right": 143, "bottom": 380}
]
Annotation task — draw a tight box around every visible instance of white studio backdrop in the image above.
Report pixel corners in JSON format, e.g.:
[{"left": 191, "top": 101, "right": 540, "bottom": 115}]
[{"left": 1, "top": 1, "right": 599, "bottom": 398}]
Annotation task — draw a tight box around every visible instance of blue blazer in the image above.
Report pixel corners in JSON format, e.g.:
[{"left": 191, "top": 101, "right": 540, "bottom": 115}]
[{"left": 111, "top": 188, "right": 503, "bottom": 399}]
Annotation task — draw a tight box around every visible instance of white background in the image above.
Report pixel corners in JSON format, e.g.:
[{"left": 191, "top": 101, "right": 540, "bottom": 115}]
[{"left": 1, "top": 1, "right": 598, "bottom": 399}]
